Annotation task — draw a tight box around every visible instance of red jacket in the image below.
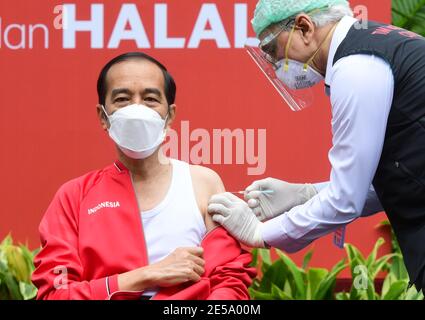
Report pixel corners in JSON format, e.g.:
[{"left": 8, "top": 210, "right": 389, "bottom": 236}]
[{"left": 32, "top": 161, "right": 256, "bottom": 300}]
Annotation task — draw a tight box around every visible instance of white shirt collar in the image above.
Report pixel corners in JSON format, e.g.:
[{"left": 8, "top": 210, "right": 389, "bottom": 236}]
[{"left": 325, "top": 16, "right": 358, "bottom": 86}]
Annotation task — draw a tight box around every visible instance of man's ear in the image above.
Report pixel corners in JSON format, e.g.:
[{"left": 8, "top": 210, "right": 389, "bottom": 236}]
[
  {"left": 166, "top": 104, "right": 177, "bottom": 129},
  {"left": 295, "top": 14, "right": 316, "bottom": 45},
  {"left": 96, "top": 104, "right": 109, "bottom": 131}
]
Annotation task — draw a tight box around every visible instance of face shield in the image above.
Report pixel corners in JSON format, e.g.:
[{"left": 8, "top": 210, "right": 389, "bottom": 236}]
[
  {"left": 245, "top": 44, "right": 316, "bottom": 112},
  {"left": 246, "top": 11, "right": 336, "bottom": 112}
]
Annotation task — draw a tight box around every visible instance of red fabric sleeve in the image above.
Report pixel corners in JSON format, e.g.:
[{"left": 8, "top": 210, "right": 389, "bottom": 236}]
[
  {"left": 202, "top": 227, "right": 257, "bottom": 300},
  {"left": 31, "top": 182, "right": 119, "bottom": 300},
  {"left": 153, "top": 227, "right": 256, "bottom": 300},
  {"left": 206, "top": 251, "right": 255, "bottom": 300}
]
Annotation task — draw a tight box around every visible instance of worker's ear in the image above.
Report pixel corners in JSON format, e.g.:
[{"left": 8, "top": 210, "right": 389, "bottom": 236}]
[
  {"left": 96, "top": 104, "right": 109, "bottom": 131},
  {"left": 295, "top": 14, "right": 316, "bottom": 45},
  {"left": 166, "top": 104, "right": 177, "bottom": 129}
]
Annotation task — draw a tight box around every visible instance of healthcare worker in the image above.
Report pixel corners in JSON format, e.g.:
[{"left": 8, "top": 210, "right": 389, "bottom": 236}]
[{"left": 208, "top": 0, "right": 425, "bottom": 292}]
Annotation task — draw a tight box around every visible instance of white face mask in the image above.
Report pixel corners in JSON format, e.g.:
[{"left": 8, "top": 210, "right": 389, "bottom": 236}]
[
  {"left": 275, "top": 59, "right": 324, "bottom": 90},
  {"left": 102, "top": 104, "right": 168, "bottom": 160},
  {"left": 275, "top": 23, "right": 337, "bottom": 90}
]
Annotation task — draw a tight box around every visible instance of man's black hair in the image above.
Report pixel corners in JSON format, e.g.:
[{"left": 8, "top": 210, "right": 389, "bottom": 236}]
[{"left": 97, "top": 52, "right": 176, "bottom": 106}]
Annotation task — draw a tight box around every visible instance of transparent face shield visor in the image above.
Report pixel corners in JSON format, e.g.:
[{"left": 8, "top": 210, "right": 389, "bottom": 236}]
[
  {"left": 245, "top": 44, "right": 315, "bottom": 112},
  {"left": 245, "top": 8, "right": 337, "bottom": 112}
]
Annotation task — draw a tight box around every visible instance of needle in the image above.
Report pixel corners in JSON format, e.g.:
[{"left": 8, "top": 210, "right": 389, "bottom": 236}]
[{"left": 229, "top": 190, "right": 274, "bottom": 195}]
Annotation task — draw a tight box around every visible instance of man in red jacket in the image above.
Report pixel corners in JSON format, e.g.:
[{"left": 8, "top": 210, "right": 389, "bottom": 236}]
[{"left": 32, "top": 52, "right": 256, "bottom": 300}]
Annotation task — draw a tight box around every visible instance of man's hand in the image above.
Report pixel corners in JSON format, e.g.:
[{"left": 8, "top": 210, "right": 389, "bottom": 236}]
[
  {"left": 118, "top": 247, "right": 205, "bottom": 291},
  {"left": 207, "top": 192, "right": 265, "bottom": 248},
  {"left": 244, "top": 178, "right": 318, "bottom": 221},
  {"left": 145, "top": 247, "right": 205, "bottom": 288}
]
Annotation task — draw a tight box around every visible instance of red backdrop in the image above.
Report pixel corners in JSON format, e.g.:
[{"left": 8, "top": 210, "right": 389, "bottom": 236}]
[{"left": 0, "top": 0, "right": 391, "bottom": 276}]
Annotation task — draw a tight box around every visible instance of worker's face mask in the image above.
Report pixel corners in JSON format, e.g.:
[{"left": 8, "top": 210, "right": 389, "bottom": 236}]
[
  {"left": 101, "top": 104, "right": 168, "bottom": 160},
  {"left": 245, "top": 21, "right": 337, "bottom": 111},
  {"left": 275, "top": 23, "right": 328, "bottom": 90}
]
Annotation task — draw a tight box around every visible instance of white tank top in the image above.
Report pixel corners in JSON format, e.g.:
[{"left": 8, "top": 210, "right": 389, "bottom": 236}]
[{"left": 140, "top": 159, "right": 206, "bottom": 296}]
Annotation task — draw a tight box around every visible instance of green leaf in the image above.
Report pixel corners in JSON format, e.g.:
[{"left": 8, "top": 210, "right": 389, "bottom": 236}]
[
  {"left": 19, "top": 245, "right": 36, "bottom": 282},
  {"left": 32, "top": 247, "right": 41, "bottom": 257},
  {"left": 347, "top": 256, "right": 375, "bottom": 300},
  {"left": 382, "top": 280, "right": 407, "bottom": 300},
  {"left": 345, "top": 243, "right": 366, "bottom": 267},
  {"left": 404, "top": 288, "right": 424, "bottom": 300},
  {"left": 315, "top": 259, "right": 347, "bottom": 300},
  {"left": 250, "top": 248, "right": 259, "bottom": 268},
  {"left": 249, "top": 288, "right": 275, "bottom": 300},
  {"left": 283, "top": 280, "right": 293, "bottom": 297},
  {"left": 0, "top": 234, "right": 13, "bottom": 248},
  {"left": 335, "top": 292, "right": 350, "bottom": 300},
  {"left": 366, "top": 277, "right": 378, "bottom": 300},
  {"left": 258, "top": 259, "right": 288, "bottom": 292},
  {"left": 381, "top": 272, "right": 397, "bottom": 297},
  {"left": 250, "top": 278, "right": 261, "bottom": 291},
  {"left": 19, "top": 281, "right": 37, "bottom": 300},
  {"left": 271, "top": 284, "right": 294, "bottom": 300},
  {"left": 366, "top": 237, "right": 385, "bottom": 269},
  {"left": 270, "top": 284, "right": 282, "bottom": 299},
  {"left": 0, "top": 235, "right": 38, "bottom": 300},
  {"left": 2, "top": 272, "right": 23, "bottom": 300},
  {"left": 302, "top": 250, "right": 314, "bottom": 270},
  {"left": 389, "top": 254, "right": 409, "bottom": 280},
  {"left": 0, "top": 254, "right": 8, "bottom": 273},
  {"left": 371, "top": 253, "right": 398, "bottom": 279},
  {"left": 0, "top": 279, "right": 11, "bottom": 300},
  {"left": 378, "top": 220, "right": 391, "bottom": 227},
  {"left": 306, "top": 268, "right": 328, "bottom": 299},
  {"left": 392, "top": 0, "right": 425, "bottom": 36},
  {"left": 276, "top": 250, "right": 306, "bottom": 299},
  {"left": 258, "top": 248, "right": 272, "bottom": 274}
]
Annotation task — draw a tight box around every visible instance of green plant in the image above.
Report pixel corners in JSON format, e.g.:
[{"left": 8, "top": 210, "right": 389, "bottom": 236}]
[
  {"left": 335, "top": 237, "right": 403, "bottom": 300},
  {"left": 0, "top": 234, "right": 38, "bottom": 300},
  {"left": 392, "top": 0, "right": 425, "bottom": 36},
  {"left": 249, "top": 248, "right": 347, "bottom": 300},
  {"left": 250, "top": 235, "right": 423, "bottom": 300},
  {"left": 378, "top": 221, "right": 423, "bottom": 300}
]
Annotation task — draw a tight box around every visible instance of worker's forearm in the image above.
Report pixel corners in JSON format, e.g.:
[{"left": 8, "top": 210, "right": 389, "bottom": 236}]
[
  {"left": 314, "top": 181, "right": 383, "bottom": 217},
  {"left": 262, "top": 214, "right": 313, "bottom": 253}
]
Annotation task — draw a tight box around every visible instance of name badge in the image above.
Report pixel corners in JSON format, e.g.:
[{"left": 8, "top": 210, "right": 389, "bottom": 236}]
[{"left": 333, "top": 226, "right": 346, "bottom": 249}]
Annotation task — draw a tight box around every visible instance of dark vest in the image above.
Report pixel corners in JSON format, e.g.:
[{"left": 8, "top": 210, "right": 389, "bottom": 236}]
[{"left": 332, "top": 21, "right": 425, "bottom": 287}]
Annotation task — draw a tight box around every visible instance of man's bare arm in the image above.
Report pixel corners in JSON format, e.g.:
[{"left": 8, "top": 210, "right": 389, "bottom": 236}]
[{"left": 190, "top": 165, "right": 225, "bottom": 232}]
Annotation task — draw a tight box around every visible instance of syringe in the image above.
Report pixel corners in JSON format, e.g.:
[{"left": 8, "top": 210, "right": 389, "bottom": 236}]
[{"left": 229, "top": 190, "right": 274, "bottom": 195}]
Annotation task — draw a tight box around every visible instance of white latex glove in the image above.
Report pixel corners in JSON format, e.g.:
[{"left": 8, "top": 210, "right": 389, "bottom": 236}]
[
  {"left": 207, "top": 192, "right": 265, "bottom": 248},
  {"left": 244, "top": 178, "right": 318, "bottom": 221}
]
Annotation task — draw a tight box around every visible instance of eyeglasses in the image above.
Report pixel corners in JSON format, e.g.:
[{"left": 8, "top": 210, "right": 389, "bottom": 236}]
[
  {"left": 259, "top": 20, "right": 294, "bottom": 66},
  {"left": 258, "top": 6, "right": 330, "bottom": 66}
]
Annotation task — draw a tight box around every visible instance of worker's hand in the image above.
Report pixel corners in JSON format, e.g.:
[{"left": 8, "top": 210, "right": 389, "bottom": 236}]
[
  {"left": 207, "top": 192, "right": 265, "bottom": 248},
  {"left": 245, "top": 178, "right": 318, "bottom": 221},
  {"left": 143, "top": 247, "right": 205, "bottom": 288}
]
